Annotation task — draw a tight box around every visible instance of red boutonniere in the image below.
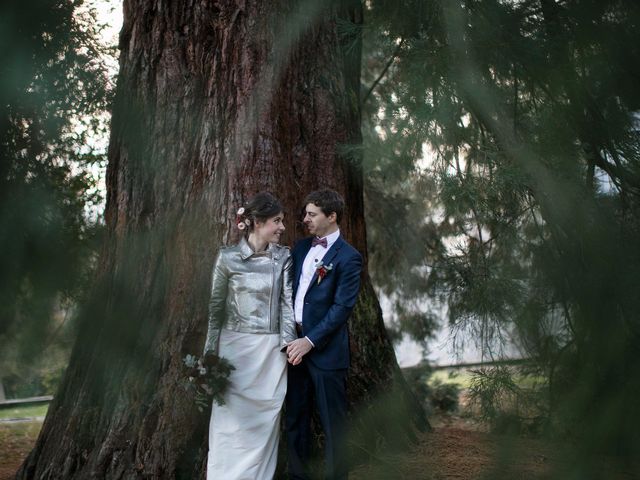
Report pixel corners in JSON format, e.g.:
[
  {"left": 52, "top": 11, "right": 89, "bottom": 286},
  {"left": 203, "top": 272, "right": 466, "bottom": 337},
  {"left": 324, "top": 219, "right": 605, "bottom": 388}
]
[{"left": 315, "top": 261, "right": 334, "bottom": 285}]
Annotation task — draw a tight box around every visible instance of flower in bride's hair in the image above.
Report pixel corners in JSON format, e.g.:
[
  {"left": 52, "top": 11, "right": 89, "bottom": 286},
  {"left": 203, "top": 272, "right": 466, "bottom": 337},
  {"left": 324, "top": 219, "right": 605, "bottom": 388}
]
[{"left": 235, "top": 206, "right": 249, "bottom": 230}]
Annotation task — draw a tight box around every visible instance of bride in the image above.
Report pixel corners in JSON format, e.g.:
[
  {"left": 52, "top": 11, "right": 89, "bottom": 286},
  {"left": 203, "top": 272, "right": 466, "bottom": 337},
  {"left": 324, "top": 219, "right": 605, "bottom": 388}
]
[{"left": 203, "top": 191, "right": 296, "bottom": 479}]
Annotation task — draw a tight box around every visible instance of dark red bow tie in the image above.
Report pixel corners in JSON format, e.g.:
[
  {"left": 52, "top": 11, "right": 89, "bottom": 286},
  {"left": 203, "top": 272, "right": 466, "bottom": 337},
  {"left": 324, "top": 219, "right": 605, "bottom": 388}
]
[{"left": 312, "top": 237, "right": 328, "bottom": 248}]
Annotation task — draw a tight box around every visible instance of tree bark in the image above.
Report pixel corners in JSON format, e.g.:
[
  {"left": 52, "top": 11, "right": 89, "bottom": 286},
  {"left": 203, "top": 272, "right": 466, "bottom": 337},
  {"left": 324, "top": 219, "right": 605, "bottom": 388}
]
[{"left": 17, "top": 1, "right": 426, "bottom": 478}]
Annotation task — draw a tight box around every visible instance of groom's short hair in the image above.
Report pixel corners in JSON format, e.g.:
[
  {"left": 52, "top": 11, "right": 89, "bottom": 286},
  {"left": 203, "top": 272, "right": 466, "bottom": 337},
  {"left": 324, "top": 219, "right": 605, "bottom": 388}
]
[{"left": 305, "top": 189, "right": 344, "bottom": 224}]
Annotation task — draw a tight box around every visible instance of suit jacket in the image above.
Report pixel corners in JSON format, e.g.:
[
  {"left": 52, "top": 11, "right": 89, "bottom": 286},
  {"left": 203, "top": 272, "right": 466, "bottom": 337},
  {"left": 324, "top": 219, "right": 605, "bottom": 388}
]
[{"left": 292, "top": 235, "right": 362, "bottom": 370}]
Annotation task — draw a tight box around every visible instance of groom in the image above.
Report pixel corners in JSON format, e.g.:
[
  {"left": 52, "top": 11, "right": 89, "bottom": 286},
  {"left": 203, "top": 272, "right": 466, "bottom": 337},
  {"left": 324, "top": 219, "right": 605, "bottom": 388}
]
[{"left": 285, "top": 188, "right": 363, "bottom": 479}]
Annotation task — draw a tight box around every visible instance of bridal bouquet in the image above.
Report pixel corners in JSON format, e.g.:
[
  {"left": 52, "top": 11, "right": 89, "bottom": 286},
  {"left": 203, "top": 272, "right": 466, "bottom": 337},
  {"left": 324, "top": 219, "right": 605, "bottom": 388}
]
[{"left": 183, "top": 353, "right": 234, "bottom": 411}]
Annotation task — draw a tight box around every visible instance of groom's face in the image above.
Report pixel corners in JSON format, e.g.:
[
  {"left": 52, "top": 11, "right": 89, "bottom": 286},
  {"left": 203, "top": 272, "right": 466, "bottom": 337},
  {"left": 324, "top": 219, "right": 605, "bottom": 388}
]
[{"left": 303, "top": 203, "right": 335, "bottom": 238}]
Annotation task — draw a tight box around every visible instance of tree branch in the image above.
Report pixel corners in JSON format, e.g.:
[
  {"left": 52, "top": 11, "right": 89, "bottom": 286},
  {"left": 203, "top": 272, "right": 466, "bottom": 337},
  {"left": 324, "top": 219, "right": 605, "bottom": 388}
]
[{"left": 362, "top": 38, "right": 405, "bottom": 105}]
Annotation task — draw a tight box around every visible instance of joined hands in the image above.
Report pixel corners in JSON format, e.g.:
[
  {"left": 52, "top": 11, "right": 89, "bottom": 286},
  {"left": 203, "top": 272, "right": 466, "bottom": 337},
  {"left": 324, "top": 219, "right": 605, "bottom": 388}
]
[{"left": 286, "top": 338, "right": 313, "bottom": 365}]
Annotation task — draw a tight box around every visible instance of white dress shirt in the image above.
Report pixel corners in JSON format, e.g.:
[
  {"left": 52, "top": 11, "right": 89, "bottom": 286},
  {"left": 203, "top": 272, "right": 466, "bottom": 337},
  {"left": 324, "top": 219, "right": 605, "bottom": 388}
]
[{"left": 294, "top": 229, "right": 341, "bottom": 327}]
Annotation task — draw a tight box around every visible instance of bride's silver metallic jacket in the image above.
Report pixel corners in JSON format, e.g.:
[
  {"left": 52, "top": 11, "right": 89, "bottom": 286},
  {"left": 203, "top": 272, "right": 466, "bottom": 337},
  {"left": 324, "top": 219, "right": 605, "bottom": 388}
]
[{"left": 204, "top": 237, "right": 297, "bottom": 355}]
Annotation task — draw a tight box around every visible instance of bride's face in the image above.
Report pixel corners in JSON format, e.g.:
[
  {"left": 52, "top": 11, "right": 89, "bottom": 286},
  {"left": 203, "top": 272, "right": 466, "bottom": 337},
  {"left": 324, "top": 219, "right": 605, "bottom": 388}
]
[{"left": 254, "top": 212, "right": 285, "bottom": 244}]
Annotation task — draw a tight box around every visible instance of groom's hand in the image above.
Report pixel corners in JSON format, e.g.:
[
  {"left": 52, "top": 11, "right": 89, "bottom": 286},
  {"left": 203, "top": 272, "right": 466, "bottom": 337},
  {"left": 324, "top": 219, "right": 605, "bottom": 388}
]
[{"left": 286, "top": 338, "right": 313, "bottom": 365}]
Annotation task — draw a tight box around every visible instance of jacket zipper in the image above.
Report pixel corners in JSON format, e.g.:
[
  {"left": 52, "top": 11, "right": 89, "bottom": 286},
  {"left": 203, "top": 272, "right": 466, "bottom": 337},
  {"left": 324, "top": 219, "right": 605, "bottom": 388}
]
[{"left": 269, "top": 256, "right": 276, "bottom": 332}]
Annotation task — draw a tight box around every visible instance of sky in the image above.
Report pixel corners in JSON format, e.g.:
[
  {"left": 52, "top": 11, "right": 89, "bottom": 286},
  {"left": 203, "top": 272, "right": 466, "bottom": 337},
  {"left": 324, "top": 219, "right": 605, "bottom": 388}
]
[{"left": 94, "top": 1, "right": 122, "bottom": 54}]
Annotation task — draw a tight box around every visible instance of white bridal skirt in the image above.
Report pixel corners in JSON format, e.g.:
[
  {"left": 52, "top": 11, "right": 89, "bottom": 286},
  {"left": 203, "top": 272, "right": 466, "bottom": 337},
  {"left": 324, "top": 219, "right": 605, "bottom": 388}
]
[{"left": 207, "top": 329, "right": 287, "bottom": 480}]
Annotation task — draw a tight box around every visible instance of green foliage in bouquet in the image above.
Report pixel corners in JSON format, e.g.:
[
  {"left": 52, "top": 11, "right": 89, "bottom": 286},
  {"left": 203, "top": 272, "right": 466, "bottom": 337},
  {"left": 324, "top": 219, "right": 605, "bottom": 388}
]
[{"left": 182, "top": 354, "right": 234, "bottom": 412}]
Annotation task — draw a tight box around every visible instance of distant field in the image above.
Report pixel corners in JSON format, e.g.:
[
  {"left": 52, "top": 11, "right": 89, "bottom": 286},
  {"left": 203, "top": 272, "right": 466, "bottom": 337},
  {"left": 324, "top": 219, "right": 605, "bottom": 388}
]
[
  {"left": 428, "top": 368, "right": 547, "bottom": 390},
  {"left": 0, "top": 404, "right": 48, "bottom": 421},
  {"left": 429, "top": 369, "right": 475, "bottom": 388}
]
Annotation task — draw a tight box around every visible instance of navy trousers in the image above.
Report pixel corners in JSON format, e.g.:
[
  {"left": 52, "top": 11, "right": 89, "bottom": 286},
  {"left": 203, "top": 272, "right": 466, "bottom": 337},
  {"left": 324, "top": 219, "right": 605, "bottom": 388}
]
[{"left": 286, "top": 359, "right": 348, "bottom": 480}]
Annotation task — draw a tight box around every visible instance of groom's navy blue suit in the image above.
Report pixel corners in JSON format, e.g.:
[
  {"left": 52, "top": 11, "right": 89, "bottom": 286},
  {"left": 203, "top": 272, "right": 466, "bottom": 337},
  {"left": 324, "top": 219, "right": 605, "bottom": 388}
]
[{"left": 286, "top": 235, "right": 362, "bottom": 480}]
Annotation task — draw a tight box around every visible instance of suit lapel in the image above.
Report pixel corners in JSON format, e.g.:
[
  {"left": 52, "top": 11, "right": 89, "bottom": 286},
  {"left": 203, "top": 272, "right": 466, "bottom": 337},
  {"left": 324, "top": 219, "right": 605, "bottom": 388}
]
[{"left": 306, "top": 237, "right": 343, "bottom": 294}]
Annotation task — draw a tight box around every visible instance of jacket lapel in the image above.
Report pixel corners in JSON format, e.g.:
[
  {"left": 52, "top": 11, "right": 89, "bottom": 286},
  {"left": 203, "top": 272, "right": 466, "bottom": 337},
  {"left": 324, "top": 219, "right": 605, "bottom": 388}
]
[{"left": 306, "top": 236, "right": 343, "bottom": 294}]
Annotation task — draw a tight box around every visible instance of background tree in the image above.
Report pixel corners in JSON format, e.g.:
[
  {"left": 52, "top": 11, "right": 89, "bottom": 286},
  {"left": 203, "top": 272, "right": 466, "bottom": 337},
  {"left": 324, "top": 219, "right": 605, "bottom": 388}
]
[
  {"left": 0, "top": 0, "right": 112, "bottom": 398},
  {"left": 361, "top": 0, "right": 640, "bottom": 469},
  {"left": 17, "top": 1, "right": 425, "bottom": 478}
]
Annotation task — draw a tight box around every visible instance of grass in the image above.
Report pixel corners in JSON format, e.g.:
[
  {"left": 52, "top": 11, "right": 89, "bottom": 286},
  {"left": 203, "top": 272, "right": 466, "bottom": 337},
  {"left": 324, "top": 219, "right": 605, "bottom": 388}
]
[
  {"left": 0, "top": 404, "right": 48, "bottom": 420},
  {"left": 0, "top": 421, "right": 42, "bottom": 441}
]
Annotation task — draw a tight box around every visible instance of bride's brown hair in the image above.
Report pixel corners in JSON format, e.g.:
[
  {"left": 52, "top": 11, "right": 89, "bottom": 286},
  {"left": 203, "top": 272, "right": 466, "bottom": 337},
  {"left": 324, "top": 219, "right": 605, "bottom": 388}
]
[{"left": 238, "top": 192, "right": 283, "bottom": 233}]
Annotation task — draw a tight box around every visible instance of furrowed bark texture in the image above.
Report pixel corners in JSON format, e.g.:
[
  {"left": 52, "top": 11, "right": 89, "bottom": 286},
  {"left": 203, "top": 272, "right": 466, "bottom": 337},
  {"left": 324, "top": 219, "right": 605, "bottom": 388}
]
[{"left": 17, "top": 1, "right": 426, "bottom": 478}]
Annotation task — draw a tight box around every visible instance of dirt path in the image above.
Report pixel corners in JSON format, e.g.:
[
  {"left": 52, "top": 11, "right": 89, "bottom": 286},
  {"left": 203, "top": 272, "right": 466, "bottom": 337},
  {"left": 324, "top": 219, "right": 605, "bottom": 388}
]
[
  {"left": 0, "top": 422, "right": 40, "bottom": 480},
  {"left": 2, "top": 417, "right": 638, "bottom": 479},
  {"left": 350, "top": 417, "right": 552, "bottom": 480},
  {"left": 351, "top": 416, "right": 639, "bottom": 480}
]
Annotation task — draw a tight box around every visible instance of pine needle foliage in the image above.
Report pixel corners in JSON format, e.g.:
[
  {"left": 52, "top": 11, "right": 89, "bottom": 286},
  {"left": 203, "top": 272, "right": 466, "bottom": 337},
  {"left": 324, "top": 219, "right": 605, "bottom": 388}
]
[
  {"left": 362, "top": 0, "right": 640, "bottom": 463},
  {"left": 0, "top": 0, "right": 114, "bottom": 367}
]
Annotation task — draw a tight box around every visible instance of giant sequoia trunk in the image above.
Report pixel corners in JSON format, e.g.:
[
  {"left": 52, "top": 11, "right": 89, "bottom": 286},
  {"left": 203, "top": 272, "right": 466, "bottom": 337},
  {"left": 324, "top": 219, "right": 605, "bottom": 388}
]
[{"left": 18, "top": 1, "right": 426, "bottom": 478}]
